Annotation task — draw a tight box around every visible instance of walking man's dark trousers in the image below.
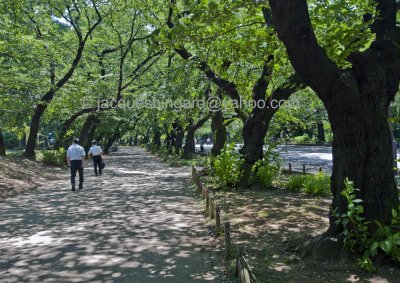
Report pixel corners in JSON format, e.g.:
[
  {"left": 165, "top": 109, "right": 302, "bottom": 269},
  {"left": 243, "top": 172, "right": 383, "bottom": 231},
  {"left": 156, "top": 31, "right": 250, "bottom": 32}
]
[
  {"left": 70, "top": 160, "right": 84, "bottom": 190},
  {"left": 93, "top": 155, "right": 102, "bottom": 176}
]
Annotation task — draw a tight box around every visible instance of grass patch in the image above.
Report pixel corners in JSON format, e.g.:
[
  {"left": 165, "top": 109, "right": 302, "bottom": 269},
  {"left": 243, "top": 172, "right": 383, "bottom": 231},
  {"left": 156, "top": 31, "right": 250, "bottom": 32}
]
[{"left": 284, "top": 172, "right": 331, "bottom": 197}]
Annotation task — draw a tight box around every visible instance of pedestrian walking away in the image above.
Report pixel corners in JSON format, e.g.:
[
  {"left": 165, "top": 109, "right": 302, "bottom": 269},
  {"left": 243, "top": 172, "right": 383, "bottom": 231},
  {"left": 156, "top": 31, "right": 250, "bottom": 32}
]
[
  {"left": 88, "top": 140, "right": 103, "bottom": 176},
  {"left": 67, "top": 138, "right": 86, "bottom": 191}
]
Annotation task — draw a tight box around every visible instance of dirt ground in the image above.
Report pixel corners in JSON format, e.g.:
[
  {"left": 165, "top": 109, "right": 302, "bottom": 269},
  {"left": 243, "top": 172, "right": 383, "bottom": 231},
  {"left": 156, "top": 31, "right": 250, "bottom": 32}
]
[
  {"left": 0, "top": 148, "right": 220, "bottom": 282},
  {"left": 0, "top": 155, "right": 65, "bottom": 198},
  {"left": 199, "top": 176, "right": 400, "bottom": 283}
]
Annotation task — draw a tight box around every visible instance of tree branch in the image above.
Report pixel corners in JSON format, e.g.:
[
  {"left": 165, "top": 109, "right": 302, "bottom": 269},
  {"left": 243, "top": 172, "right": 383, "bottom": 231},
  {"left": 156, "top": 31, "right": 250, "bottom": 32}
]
[{"left": 267, "top": 1, "right": 339, "bottom": 98}]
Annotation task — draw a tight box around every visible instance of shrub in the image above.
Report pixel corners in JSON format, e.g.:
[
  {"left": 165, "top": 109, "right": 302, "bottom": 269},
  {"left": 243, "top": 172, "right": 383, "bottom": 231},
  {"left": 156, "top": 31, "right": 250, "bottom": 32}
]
[
  {"left": 285, "top": 173, "right": 331, "bottom": 196},
  {"left": 42, "top": 148, "right": 66, "bottom": 167},
  {"left": 254, "top": 162, "right": 279, "bottom": 187},
  {"left": 292, "top": 134, "right": 318, "bottom": 144},
  {"left": 286, "top": 175, "right": 306, "bottom": 191},
  {"left": 302, "top": 172, "right": 331, "bottom": 196},
  {"left": 212, "top": 143, "right": 243, "bottom": 188},
  {"left": 3, "top": 132, "right": 19, "bottom": 149},
  {"left": 251, "top": 142, "right": 282, "bottom": 188}
]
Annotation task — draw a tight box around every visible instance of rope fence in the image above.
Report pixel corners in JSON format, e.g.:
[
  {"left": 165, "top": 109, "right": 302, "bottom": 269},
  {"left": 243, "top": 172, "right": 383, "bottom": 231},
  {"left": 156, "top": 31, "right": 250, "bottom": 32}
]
[{"left": 192, "top": 166, "right": 259, "bottom": 283}]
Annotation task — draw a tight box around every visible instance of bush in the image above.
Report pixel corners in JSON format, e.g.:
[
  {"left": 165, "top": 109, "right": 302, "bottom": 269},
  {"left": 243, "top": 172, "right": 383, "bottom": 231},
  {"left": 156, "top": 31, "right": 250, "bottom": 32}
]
[
  {"left": 286, "top": 175, "right": 306, "bottom": 191},
  {"left": 212, "top": 143, "right": 243, "bottom": 188},
  {"left": 302, "top": 172, "right": 331, "bottom": 196},
  {"left": 292, "top": 134, "right": 317, "bottom": 144},
  {"left": 252, "top": 144, "right": 281, "bottom": 187},
  {"left": 285, "top": 173, "right": 331, "bottom": 196},
  {"left": 42, "top": 148, "right": 66, "bottom": 167},
  {"left": 3, "top": 132, "right": 19, "bottom": 149},
  {"left": 254, "top": 162, "right": 279, "bottom": 187}
]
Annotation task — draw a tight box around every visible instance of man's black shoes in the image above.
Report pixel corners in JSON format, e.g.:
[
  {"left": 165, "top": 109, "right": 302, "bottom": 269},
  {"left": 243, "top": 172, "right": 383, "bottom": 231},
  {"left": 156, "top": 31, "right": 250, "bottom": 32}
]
[
  {"left": 79, "top": 184, "right": 83, "bottom": 190},
  {"left": 71, "top": 186, "right": 76, "bottom": 191}
]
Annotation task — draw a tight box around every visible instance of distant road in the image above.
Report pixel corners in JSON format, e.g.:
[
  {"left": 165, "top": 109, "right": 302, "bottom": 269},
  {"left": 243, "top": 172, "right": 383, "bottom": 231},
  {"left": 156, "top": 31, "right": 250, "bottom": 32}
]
[{"left": 195, "top": 144, "right": 400, "bottom": 174}]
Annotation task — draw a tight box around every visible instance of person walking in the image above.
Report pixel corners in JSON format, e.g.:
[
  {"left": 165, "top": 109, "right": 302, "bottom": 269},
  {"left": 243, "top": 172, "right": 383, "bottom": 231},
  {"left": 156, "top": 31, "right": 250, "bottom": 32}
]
[
  {"left": 88, "top": 140, "right": 103, "bottom": 176},
  {"left": 67, "top": 138, "right": 86, "bottom": 191}
]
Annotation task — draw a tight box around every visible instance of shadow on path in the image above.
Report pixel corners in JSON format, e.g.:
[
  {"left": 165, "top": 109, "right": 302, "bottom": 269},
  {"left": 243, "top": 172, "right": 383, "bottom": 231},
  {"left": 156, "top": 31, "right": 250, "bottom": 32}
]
[{"left": 0, "top": 147, "right": 218, "bottom": 282}]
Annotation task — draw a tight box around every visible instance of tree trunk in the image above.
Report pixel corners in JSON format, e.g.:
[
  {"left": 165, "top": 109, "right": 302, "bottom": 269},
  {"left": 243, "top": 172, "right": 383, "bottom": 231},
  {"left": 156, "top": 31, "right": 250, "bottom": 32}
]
[
  {"left": 326, "top": 84, "right": 399, "bottom": 234},
  {"left": 79, "top": 115, "right": 99, "bottom": 153},
  {"left": 54, "top": 107, "right": 97, "bottom": 149},
  {"left": 175, "top": 128, "right": 184, "bottom": 155},
  {"left": 104, "top": 133, "right": 121, "bottom": 153},
  {"left": 317, "top": 122, "right": 325, "bottom": 143},
  {"left": 183, "top": 115, "right": 210, "bottom": 159},
  {"left": 152, "top": 129, "right": 161, "bottom": 150},
  {"left": 0, "top": 129, "right": 6, "bottom": 156},
  {"left": 211, "top": 109, "right": 227, "bottom": 156},
  {"left": 238, "top": 111, "right": 269, "bottom": 189},
  {"left": 24, "top": 104, "right": 46, "bottom": 158},
  {"left": 238, "top": 74, "right": 301, "bottom": 189},
  {"left": 269, "top": 0, "right": 400, "bottom": 235},
  {"left": 183, "top": 125, "right": 196, "bottom": 159}
]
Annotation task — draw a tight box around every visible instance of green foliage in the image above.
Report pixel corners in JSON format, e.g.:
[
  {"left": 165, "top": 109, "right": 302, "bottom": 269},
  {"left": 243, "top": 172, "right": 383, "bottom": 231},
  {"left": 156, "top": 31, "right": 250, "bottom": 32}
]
[
  {"left": 285, "top": 175, "right": 306, "bottom": 191},
  {"left": 252, "top": 143, "right": 281, "bottom": 187},
  {"left": 292, "top": 134, "right": 317, "bottom": 144},
  {"left": 302, "top": 172, "right": 331, "bottom": 196},
  {"left": 211, "top": 143, "right": 243, "bottom": 188},
  {"left": 3, "top": 132, "right": 19, "bottom": 149},
  {"left": 335, "top": 178, "right": 400, "bottom": 271},
  {"left": 285, "top": 173, "right": 331, "bottom": 196},
  {"left": 41, "top": 148, "right": 66, "bottom": 167}
]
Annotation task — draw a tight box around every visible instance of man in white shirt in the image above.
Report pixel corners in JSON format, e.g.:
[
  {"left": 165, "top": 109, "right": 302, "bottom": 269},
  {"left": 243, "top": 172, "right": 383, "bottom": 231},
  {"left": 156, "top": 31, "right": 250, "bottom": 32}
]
[
  {"left": 67, "top": 138, "right": 86, "bottom": 191},
  {"left": 88, "top": 140, "right": 103, "bottom": 176}
]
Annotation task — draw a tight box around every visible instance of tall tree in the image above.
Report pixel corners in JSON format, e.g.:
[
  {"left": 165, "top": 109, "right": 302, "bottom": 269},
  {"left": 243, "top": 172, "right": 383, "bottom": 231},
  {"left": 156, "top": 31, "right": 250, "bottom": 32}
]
[
  {"left": 23, "top": 0, "right": 103, "bottom": 158},
  {"left": 269, "top": 0, "right": 400, "bottom": 236}
]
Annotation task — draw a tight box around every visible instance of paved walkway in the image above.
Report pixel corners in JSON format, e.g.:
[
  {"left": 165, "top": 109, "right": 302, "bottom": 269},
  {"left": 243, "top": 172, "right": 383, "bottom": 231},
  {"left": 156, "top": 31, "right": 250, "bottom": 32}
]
[{"left": 0, "top": 147, "right": 218, "bottom": 282}]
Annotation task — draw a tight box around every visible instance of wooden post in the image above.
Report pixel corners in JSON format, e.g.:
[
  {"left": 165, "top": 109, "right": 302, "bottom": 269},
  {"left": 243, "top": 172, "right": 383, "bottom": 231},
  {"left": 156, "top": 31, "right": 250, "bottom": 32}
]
[
  {"left": 209, "top": 199, "right": 215, "bottom": 219},
  {"left": 192, "top": 165, "right": 195, "bottom": 176},
  {"left": 205, "top": 189, "right": 209, "bottom": 212},
  {"left": 236, "top": 245, "right": 250, "bottom": 283},
  {"left": 215, "top": 206, "right": 221, "bottom": 237},
  {"left": 224, "top": 221, "right": 231, "bottom": 260},
  {"left": 302, "top": 164, "right": 306, "bottom": 174},
  {"left": 289, "top": 163, "right": 292, "bottom": 175},
  {"left": 201, "top": 183, "right": 205, "bottom": 198},
  {"left": 319, "top": 166, "right": 322, "bottom": 173}
]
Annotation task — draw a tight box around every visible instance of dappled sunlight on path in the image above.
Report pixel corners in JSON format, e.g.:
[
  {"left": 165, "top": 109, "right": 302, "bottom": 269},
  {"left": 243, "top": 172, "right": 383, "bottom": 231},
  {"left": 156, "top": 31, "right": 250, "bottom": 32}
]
[{"left": 0, "top": 147, "right": 217, "bottom": 282}]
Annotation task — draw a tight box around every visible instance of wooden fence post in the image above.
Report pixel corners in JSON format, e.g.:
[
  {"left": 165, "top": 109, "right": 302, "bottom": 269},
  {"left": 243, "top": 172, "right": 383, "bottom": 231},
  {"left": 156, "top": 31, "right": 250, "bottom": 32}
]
[
  {"left": 224, "top": 221, "right": 231, "bottom": 260},
  {"left": 209, "top": 199, "right": 215, "bottom": 219},
  {"left": 215, "top": 206, "right": 221, "bottom": 237},
  {"left": 319, "top": 166, "right": 322, "bottom": 173},
  {"left": 205, "top": 189, "right": 210, "bottom": 212},
  {"left": 289, "top": 163, "right": 292, "bottom": 175},
  {"left": 302, "top": 164, "right": 306, "bottom": 174}
]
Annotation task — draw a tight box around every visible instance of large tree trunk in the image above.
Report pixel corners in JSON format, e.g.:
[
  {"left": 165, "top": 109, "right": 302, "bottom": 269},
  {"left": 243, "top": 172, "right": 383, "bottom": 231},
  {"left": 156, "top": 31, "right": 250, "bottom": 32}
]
[
  {"left": 317, "top": 122, "right": 325, "bottom": 143},
  {"left": 183, "top": 125, "right": 196, "bottom": 159},
  {"left": 0, "top": 129, "right": 5, "bottom": 156},
  {"left": 82, "top": 116, "right": 100, "bottom": 154},
  {"left": 79, "top": 115, "right": 99, "bottom": 153},
  {"left": 269, "top": 0, "right": 400, "bottom": 234},
  {"left": 24, "top": 104, "right": 47, "bottom": 158},
  {"left": 175, "top": 128, "right": 184, "bottom": 155},
  {"left": 54, "top": 107, "right": 97, "bottom": 149},
  {"left": 183, "top": 115, "right": 210, "bottom": 159},
  {"left": 238, "top": 74, "right": 301, "bottom": 189},
  {"left": 325, "top": 71, "right": 399, "bottom": 234},
  {"left": 152, "top": 129, "right": 161, "bottom": 150},
  {"left": 211, "top": 109, "right": 226, "bottom": 156}
]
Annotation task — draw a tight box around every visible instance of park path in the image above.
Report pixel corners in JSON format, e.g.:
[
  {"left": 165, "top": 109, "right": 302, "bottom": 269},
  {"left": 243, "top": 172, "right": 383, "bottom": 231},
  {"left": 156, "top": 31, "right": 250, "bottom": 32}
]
[{"left": 0, "top": 147, "right": 218, "bottom": 283}]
